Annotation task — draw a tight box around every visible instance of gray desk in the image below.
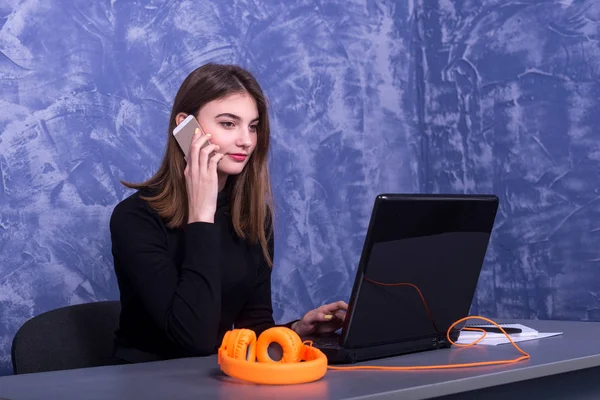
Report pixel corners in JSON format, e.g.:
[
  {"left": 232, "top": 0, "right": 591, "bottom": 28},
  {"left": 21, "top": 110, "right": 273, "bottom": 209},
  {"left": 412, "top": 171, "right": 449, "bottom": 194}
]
[{"left": 1, "top": 319, "right": 600, "bottom": 400}]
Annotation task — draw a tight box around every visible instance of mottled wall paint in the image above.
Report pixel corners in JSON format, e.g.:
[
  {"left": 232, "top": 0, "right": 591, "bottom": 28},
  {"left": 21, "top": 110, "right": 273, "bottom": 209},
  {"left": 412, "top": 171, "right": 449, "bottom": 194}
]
[
  {"left": 416, "top": 0, "right": 600, "bottom": 321},
  {"left": 0, "top": 0, "right": 598, "bottom": 376},
  {"left": 0, "top": 0, "right": 416, "bottom": 375}
]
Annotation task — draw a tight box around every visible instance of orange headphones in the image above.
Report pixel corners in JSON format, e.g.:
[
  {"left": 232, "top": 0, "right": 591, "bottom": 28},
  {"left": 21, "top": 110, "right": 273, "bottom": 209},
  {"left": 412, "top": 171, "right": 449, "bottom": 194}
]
[
  {"left": 218, "top": 326, "right": 328, "bottom": 385},
  {"left": 218, "top": 315, "right": 532, "bottom": 385},
  {"left": 218, "top": 278, "right": 532, "bottom": 385}
]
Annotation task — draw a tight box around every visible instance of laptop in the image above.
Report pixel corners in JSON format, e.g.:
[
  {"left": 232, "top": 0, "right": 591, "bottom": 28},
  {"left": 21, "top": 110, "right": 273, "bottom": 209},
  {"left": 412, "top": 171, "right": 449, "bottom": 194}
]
[{"left": 309, "top": 193, "right": 499, "bottom": 364}]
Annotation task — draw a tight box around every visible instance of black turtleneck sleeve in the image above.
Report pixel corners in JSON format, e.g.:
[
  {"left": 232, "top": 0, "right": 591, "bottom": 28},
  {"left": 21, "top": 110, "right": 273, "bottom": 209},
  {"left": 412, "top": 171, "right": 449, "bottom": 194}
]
[
  {"left": 110, "top": 194, "right": 222, "bottom": 357},
  {"left": 109, "top": 187, "right": 295, "bottom": 362}
]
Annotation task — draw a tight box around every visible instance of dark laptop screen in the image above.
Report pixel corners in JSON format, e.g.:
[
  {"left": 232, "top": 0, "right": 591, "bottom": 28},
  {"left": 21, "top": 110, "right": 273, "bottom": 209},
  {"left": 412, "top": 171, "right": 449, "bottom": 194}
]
[{"left": 342, "top": 194, "right": 498, "bottom": 348}]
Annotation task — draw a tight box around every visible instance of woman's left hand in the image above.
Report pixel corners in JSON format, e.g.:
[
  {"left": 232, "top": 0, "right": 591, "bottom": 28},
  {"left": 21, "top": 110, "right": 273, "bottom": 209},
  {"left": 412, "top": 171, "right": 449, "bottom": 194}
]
[{"left": 292, "top": 301, "right": 348, "bottom": 337}]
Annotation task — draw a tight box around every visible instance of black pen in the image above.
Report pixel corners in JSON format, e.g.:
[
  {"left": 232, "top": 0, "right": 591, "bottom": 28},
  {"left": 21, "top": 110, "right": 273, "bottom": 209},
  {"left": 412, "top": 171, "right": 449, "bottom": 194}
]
[{"left": 465, "top": 326, "right": 522, "bottom": 334}]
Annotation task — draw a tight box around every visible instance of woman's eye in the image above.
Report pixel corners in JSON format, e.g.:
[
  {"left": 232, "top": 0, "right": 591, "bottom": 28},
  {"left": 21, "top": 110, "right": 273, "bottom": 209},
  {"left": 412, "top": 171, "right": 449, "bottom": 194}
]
[
  {"left": 250, "top": 125, "right": 258, "bottom": 132},
  {"left": 220, "top": 121, "right": 235, "bottom": 128}
]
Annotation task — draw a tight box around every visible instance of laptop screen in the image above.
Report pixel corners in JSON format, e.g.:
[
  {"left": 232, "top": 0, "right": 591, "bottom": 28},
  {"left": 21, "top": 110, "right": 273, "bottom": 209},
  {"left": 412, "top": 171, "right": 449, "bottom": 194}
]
[{"left": 342, "top": 194, "right": 498, "bottom": 348}]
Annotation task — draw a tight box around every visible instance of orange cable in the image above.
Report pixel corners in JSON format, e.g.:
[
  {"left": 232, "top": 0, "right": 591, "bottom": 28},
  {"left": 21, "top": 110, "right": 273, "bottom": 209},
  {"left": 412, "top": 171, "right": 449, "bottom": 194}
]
[
  {"left": 363, "top": 277, "right": 439, "bottom": 332},
  {"left": 326, "top": 316, "right": 530, "bottom": 371},
  {"left": 322, "top": 277, "right": 531, "bottom": 371}
]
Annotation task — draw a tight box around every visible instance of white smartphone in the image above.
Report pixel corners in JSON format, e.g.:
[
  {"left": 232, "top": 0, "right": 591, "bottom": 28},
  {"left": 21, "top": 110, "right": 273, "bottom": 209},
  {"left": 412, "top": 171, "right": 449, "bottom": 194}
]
[{"left": 172, "top": 115, "right": 211, "bottom": 160}]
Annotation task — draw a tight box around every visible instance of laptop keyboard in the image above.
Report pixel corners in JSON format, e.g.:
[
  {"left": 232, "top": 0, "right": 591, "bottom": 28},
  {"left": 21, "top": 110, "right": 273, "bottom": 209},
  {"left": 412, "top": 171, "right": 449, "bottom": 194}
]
[{"left": 309, "top": 335, "right": 341, "bottom": 349}]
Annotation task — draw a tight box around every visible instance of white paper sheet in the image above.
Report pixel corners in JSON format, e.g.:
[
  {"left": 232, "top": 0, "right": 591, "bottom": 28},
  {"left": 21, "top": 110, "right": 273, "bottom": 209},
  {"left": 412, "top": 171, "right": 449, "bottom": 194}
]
[{"left": 456, "top": 331, "right": 563, "bottom": 346}]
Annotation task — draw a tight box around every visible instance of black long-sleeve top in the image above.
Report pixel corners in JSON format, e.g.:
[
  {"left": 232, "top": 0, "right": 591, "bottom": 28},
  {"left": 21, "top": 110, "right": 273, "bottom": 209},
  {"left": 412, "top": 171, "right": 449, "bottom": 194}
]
[{"left": 109, "top": 186, "right": 285, "bottom": 362}]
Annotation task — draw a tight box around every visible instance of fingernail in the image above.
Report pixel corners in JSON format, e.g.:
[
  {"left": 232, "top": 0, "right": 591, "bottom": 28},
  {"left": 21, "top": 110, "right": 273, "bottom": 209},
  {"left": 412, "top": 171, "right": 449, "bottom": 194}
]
[
  {"left": 194, "top": 128, "right": 199, "bottom": 135},
  {"left": 206, "top": 134, "right": 211, "bottom": 138},
  {"left": 324, "top": 314, "right": 333, "bottom": 320}
]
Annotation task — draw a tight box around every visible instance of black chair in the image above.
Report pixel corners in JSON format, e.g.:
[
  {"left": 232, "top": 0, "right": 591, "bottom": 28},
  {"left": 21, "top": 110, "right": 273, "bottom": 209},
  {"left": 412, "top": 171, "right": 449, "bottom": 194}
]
[{"left": 11, "top": 301, "right": 122, "bottom": 374}]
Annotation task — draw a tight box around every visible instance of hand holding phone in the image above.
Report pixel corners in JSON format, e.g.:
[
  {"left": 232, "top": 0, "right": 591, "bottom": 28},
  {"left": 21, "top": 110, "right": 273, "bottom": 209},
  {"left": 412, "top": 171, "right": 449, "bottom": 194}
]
[{"left": 173, "top": 115, "right": 225, "bottom": 223}]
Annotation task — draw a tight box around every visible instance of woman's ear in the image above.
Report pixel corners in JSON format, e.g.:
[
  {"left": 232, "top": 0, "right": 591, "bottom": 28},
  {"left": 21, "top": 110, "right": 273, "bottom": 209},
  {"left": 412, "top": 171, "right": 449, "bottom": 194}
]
[{"left": 175, "top": 112, "right": 188, "bottom": 126}]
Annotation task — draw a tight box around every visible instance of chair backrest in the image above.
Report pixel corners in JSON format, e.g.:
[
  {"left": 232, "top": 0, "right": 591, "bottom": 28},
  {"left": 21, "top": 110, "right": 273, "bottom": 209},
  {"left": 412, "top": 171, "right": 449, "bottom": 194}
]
[{"left": 11, "top": 301, "right": 121, "bottom": 374}]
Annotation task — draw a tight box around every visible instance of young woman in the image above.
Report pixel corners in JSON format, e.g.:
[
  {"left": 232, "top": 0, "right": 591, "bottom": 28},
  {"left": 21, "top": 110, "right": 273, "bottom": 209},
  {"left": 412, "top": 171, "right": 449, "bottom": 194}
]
[{"left": 109, "top": 63, "right": 347, "bottom": 363}]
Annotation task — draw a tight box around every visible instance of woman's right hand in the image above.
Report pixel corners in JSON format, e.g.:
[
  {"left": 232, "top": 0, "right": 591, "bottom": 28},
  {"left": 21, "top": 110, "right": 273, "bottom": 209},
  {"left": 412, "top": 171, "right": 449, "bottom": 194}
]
[{"left": 184, "top": 128, "right": 225, "bottom": 224}]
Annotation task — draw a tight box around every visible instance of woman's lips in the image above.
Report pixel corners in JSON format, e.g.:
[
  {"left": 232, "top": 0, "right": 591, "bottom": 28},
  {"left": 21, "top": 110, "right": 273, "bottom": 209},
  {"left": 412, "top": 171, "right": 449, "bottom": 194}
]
[{"left": 228, "top": 154, "right": 247, "bottom": 162}]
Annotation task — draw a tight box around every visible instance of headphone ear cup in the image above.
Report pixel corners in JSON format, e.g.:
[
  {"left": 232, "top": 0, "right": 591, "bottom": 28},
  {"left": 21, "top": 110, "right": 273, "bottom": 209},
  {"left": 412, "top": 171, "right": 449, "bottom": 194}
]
[
  {"left": 256, "top": 327, "right": 304, "bottom": 364},
  {"left": 227, "top": 329, "right": 257, "bottom": 361}
]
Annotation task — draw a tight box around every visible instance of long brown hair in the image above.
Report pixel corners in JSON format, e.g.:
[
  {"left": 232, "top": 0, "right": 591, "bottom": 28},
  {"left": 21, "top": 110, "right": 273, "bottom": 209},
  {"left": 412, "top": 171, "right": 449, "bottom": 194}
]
[{"left": 122, "top": 63, "right": 274, "bottom": 267}]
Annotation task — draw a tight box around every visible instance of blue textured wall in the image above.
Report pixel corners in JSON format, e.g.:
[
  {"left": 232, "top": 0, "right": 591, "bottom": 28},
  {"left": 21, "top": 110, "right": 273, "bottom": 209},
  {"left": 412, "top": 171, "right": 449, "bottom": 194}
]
[
  {"left": 0, "top": 0, "right": 416, "bottom": 375},
  {"left": 416, "top": 0, "right": 600, "bottom": 322},
  {"left": 0, "top": 0, "right": 598, "bottom": 376}
]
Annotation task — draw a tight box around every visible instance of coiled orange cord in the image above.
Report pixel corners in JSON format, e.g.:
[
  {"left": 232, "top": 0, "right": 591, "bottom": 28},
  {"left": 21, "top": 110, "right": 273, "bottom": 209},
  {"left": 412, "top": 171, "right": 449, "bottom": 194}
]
[
  {"left": 321, "top": 277, "right": 531, "bottom": 371},
  {"left": 325, "top": 316, "right": 530, "bottom": 371}
]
